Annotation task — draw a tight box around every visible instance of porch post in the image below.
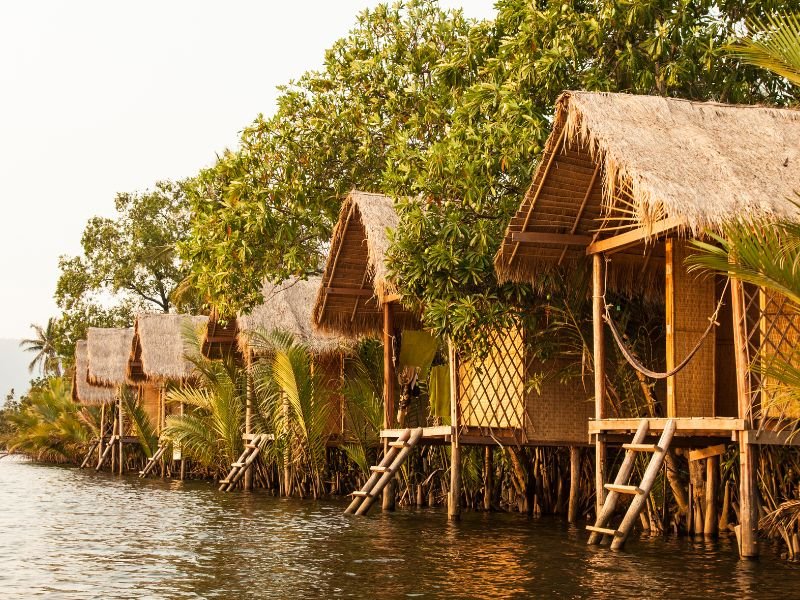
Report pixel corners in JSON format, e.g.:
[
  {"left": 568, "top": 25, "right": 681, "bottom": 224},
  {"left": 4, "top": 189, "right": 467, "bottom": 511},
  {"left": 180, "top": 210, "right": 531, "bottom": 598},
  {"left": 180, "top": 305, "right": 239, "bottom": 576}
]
[{"left": 592, "top": 253, "right": 607, "bottom": 519}]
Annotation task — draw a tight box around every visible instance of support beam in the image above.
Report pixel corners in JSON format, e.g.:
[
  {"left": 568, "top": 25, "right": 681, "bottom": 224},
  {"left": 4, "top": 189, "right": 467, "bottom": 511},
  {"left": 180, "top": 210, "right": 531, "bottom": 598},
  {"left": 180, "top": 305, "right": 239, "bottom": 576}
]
[
  {"left": 586, "top": 216, "right": 685, "bottom": 256},
  {"left": 483, "top": 446, "right": 493, "bottom": 511},
  {"left": 568, "top": 446, "right": 580, "bottom": 524},
  {"left": 592, "top": 254, "right": 607, "bottom": 519},
  {"left": 448, "top": 342, "right": 461, "bottom": 521},
  {"left": 665, "top": 240, "right": 676, "bottom": 417},
  {"left": 382, "top": 300, "right": 397, "bottom": 512},
  {"left": 244, "top": 353, "right": 254, "bottom": 491},
  {"left": 730, "top": 277, "right": 759, "bottom": 559},
  {"left": 117, "top": 392, "right": 124, "bottom": 476},
  {"left": 98, "top": 403, "right": 105, "bottom": 466}
]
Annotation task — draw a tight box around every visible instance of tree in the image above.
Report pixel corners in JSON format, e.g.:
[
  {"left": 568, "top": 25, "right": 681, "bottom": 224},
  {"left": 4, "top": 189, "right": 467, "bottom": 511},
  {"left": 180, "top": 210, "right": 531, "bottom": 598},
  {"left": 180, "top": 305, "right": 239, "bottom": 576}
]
[
  {"left": 180, "top": 0, "right": 478, "bottom": 317},
  {"left": 19, "top": 318, "right": 62, "bottom": 377},
  {"left": 387, "top": 0, "right": 800, "bottom": 350},
  {"left": 50, "top": 300, "right": 134, "bottom": 366},
  {"left": 56, "top": 180, "right": 194, "bottom": 316}
]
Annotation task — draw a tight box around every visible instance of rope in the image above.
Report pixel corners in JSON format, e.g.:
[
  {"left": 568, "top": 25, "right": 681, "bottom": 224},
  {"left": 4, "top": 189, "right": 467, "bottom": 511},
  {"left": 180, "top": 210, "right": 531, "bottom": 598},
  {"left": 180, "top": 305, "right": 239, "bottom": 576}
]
[{"left": 603, "top": 278, "right": 729, "bottom": 380}]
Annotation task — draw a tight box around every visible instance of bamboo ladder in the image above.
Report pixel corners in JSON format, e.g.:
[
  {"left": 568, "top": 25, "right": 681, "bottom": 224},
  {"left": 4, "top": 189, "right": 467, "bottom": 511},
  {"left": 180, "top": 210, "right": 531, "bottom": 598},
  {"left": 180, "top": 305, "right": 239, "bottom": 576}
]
[
  {"left": 587, "top": 418, "right": 676, "bottom": 550},
  {"left": 79, "top": 440, "right": 100, "bottom": 469},
  {"left": 95, "top": 434, "right": 119, "bottom": 470},
  {"left": 138, "top": 442, "right": 170, "bottom": 478},
  {"left": 345, "top": 427, "right": 423, "bottom": 516},
  {"left": 218, "top": 434, "right": 269, "bottom": 492}
]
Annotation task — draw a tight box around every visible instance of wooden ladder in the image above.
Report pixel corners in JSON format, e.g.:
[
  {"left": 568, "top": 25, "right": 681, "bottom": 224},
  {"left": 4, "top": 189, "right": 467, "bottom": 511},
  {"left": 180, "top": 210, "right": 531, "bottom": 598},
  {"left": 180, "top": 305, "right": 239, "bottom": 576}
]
[
  {"left": 79, "top": 439, "right": 100, "bottom": 469},
  {"left": 138, "top": 442, "right": 169, "bottom": 478},
  {"left": 95, "top": 435, "right": 119, "bottom": 471},
  {"left": 218, "top": 434, "right": 266, "bottom": 491},
  {"left": 587, "top": 418, "right": 676, "bottom": 550},
  {"left": 345, "top": 427, "right": 423, "bottom": 516}
]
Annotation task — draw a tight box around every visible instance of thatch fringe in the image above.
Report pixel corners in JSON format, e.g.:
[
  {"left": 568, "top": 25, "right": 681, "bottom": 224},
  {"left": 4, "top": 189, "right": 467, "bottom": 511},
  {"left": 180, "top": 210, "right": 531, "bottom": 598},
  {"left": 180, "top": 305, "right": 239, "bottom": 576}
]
[
  {"left": 72, "top": 340, "right": 116, "bottom": 405},
  {"left": 131, "top": 314, "right": 208, "bottom": 383},
  {"left": 86, "top": 327, "right": 135, "bottom": 387}
]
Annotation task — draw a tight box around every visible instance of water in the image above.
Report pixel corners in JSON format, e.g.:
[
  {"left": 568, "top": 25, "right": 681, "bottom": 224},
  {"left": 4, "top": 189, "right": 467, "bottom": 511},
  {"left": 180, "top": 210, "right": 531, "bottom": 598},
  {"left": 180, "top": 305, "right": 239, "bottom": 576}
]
[{"left": 0, "top": 457, "right": 797, "bottom": 599}]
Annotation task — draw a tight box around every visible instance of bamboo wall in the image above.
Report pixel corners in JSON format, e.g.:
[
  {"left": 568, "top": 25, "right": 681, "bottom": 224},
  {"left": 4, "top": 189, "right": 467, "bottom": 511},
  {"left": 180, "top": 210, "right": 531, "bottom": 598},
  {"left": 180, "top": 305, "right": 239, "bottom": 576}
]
[
  {"left": 139, "top": 384, "right": 161, "bottom": 429},
  {"left": 315, "top": 353, "right": 344, "bottom": 437},
  {"left": 758, "top": 290, "right": 800, "bottom": 420}
]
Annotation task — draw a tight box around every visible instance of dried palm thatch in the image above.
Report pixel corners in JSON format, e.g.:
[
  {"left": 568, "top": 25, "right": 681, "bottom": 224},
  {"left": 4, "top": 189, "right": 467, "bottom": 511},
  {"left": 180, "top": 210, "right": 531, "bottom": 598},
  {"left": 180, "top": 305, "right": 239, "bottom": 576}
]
[
  {"left": 239, "top": 276, "right": 349, "bottom": 356},
  {"left": 72, "top": 340, "right": 116, "bottom": 405},
  {"left": 313, "top": 190, "right": 419, "bottom": 336},
  {"left": 86, "top": 327, "right": 135, "bottom": 387},
  {"left": 129, "top": 314, "right": 208, "bottom": 383},
  {"left": 495, "top": 91, "right": 800, "bottom": 288}
]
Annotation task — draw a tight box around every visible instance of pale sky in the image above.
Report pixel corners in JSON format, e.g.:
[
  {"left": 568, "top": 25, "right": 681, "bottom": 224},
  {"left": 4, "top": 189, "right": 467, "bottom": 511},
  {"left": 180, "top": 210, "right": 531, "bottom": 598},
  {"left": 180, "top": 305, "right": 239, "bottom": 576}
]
[{"left": 0, "top": 0, "right": 497, "bottom": 341}]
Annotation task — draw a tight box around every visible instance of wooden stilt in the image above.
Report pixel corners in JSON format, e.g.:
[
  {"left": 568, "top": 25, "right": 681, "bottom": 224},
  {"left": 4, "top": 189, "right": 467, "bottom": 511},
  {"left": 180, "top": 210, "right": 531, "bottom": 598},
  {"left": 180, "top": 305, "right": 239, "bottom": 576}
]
[
  {"left": 179, "top": 401, "right": 186, "bottom": 481},
  {"left": 382, "top": 300, "right": 396, "bottom": 512},
  {"left": 592, "top": 253, "right": 607, "bottom": 519},
  {"left": 244, "top": 353, "right": 254, "bottom": 491},
  {"left": 484, "top": 446, "right": 493, "bottom": 511},
  {"left": 704, "top": 455, "right": 719, "bottom": 537},
  {"left": 98, "top": 403, "right": 105, "bottom": 465},
  {"left": 447, "top": 342, "right": 461, "bottom": 521},
  {"left": 568, "top": 446, "right": 580, "bottom": 524},
  {"left": 117, "top": 392, "right": 124, "bottom": 475},
  {"left": 110, "top": 402, "right": 117, "bottom": 473},
  {"left": 159, "top": 385, "right": 166, "bottom": 478},
  {"left": 730, "top": 277, "right": 759, "bottom": 559}
]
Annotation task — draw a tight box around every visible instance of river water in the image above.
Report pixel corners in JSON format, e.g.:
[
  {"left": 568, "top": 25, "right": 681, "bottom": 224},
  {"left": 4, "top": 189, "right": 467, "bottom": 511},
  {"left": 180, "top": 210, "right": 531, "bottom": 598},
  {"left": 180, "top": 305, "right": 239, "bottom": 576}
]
[{"left": 0, "top": 457, "right": 797, "bottom": 599}]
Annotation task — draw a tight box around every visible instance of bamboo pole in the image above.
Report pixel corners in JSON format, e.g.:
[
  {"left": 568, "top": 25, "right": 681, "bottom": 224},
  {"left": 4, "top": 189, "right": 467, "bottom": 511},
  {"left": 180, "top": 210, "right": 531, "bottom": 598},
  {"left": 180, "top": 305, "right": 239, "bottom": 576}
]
[
  {"left": 117, "top": 392, "right": 124, "bottom": 475},
  {"left": 382, "top": 300, "right": 396, "bottom": 512},
  {"left": 730, "top": 277, "right": 759, "bottom": 558},
  {"left": 244, "top": 352, "right": 254, "bottom": 491},
  {"left": 568, "top": 446, "right": 580, "bottom": 524},
  {"left": 483, "top": 446, "right": 493, "bottom": 511},
  {"left": 704, "top": 455, "right": 719, "bottom": 537},
  {"left": 98, "top": 403, "right": 105, "bottom": 465},
  {"left": 592, "top": 253, "right": 607, "bottom": 518},
  {"left": 110, "top": 402, "right": 117, "bottom": 473},
  {"left": 448, "top": 342, "right": 461, "bottom": 521},
  {"left": 179, "top": 401, "right": 186, "bottom": 481}
]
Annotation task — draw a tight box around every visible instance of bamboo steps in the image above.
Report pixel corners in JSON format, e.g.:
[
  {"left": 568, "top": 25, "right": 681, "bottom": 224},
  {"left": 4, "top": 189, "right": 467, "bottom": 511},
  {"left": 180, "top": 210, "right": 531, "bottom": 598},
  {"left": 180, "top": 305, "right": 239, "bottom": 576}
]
[
  {"left": 218, "top": 434, "right": 268, "bottom": 492},
  {"left": 80, "top": 439, "right": 100, "bottom": 469},
  {"left": 587, "top": 418, "right": 676, "bottom": 550},
  {"left": 345, "top": 427, "right": 423, "bottom": 516},
  {"left": 139, "top": 443, "right": 169, "bottom": 478}
]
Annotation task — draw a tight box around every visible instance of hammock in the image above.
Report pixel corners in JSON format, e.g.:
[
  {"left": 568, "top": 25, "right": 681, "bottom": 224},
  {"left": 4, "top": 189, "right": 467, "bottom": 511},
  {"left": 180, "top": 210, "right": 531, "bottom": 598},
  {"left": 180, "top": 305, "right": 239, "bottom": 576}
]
[{"left": 603, "top": 279, "right": 729, "bottom": 380}]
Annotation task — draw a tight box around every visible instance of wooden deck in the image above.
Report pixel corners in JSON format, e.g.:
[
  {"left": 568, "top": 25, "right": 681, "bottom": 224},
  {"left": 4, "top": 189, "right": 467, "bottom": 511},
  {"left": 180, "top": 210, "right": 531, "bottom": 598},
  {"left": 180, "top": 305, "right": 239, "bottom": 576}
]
[{"left": 589, "top": 417, "right": 743, "bottom": 439}]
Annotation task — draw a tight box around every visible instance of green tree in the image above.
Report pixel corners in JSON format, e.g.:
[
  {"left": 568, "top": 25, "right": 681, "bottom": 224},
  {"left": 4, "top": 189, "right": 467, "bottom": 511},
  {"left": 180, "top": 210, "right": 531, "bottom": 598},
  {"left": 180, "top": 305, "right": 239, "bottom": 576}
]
[
  {"left": 56, "top": 180, "right": 193, "bottom": 317},
  {"left": 180, "top": 0, "right": 478, "bottom": 317}
]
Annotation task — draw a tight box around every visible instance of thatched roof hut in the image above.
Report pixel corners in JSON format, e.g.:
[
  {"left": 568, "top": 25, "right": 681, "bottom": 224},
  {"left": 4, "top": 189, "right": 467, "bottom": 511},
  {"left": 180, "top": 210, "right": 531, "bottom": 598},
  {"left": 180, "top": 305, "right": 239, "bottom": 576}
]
[
  {"left": 494, "top": 91, "right": 800, "bottom": 288},
  {"left": 71, "top": 340, "right": 116, "bottom": 405},
  {"left": 128, "top": 314, "right": 208, "bottom": 383},
  {"left": 312, "top": 190, "right": 419, "bottom": 337},
  {"left": 201, "top": 309, "right": 239, "bottom": 359},
  {"left": 86, "top": 327, "right": 135, "bottom": 387},
  {"left": 239, "top": 276, "right": 348, "bottom": 356}
]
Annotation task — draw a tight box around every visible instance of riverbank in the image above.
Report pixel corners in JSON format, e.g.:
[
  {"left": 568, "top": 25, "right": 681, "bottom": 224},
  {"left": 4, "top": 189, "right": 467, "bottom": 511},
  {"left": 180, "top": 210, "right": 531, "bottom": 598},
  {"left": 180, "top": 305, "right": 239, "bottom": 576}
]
[{"left": 1, "top": 456, "right": 797, "bottom": 598}]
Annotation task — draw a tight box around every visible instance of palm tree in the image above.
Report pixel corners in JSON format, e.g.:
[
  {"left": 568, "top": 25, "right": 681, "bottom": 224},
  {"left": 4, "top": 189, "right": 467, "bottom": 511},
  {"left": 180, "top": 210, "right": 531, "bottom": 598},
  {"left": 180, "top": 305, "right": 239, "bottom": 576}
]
[
  {"left": 251, "top": 330, "right": 333, "bottom": 499},
  {"left": 19, "top": 318, "right": 62, "bottom": 377},
  {"left": 728, "top": 13, "right": 800, "bottom": 87}
]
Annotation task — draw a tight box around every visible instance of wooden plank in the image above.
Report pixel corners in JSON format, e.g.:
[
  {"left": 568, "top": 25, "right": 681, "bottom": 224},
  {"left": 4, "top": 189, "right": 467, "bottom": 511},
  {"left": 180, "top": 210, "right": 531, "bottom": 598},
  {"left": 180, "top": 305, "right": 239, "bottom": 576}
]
[
  {"left": 326, "top": 287, "right": 373, "bottom": 297},
  {"left": 623, "top": 443, "right": 661, "bottom": 452},
  {"left": 383, "top": 293, "right": 401, "bottom": 303},
  {"left": 593, "top": 254, "right": 607, "bottom": 518},
  {"left": 688, "top": 444, "right": 726, "bottom": 462},
  {"left": 666, "top": 239, "right": 676, "bottom": 417},
  {"left": 586, "top": 216, "right": 685, "bottom": 255},
  {"left": 588, "top": 417, "right": 743, "bottom": 435},
  {"left": 380, "top": 426, "right": 452, "bottom": 439},
  {"left": 511, "top": 232, "right": 592, "bottom": 246},
  {"left": 605, "top": 483, "right": 642, "bottom": 495},
  {"left": 586, "top": 525, "right": 617, "bottom": 536}
]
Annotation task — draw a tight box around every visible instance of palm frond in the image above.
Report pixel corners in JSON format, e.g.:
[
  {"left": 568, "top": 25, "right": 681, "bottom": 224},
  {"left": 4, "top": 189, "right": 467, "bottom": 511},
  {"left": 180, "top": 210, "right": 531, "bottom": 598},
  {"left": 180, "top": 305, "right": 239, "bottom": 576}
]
[{"left": 728, "top": 14, "right": 800, "bottom": 87}]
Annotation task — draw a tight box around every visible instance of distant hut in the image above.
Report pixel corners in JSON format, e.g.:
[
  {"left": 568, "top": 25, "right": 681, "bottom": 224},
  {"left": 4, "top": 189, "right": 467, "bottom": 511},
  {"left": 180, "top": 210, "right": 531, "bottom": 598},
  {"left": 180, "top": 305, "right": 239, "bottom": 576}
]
[
  {"left": 72, "top": 340, "right": 116, "bottom": 406},
  {"left": 128, "top": 313, "right": 208, "bottom": 427},
  {"left": 494, "top": 91, "right": 800, "bottom": 555},
  {"left": 85, "top": 327, "right": 136, "bottom": 474},
  {"left": 202, "top": 276, "right": 350, "bottom": 492}
]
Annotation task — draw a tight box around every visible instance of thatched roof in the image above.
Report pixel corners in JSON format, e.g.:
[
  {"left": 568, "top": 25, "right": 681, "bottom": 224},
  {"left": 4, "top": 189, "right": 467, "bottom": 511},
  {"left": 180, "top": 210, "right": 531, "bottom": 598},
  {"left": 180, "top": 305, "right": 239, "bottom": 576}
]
[
  {"left": 238, "top": 276, "right": 349, "bottom": 356},
  {"left": 86, "top": 327, "right": 135, "bottom": 387},
  {"left": 495, "top": 91, "right": 800, "bottom": 287},
  {"left": 128, "top": 314, "right": 208, "bottom": 383},
  {"left": 312, "top": 190, "right": 419, "bottom": 337},
  {"left": 72, "top": 340, "right": 117, "bottom": 405}
]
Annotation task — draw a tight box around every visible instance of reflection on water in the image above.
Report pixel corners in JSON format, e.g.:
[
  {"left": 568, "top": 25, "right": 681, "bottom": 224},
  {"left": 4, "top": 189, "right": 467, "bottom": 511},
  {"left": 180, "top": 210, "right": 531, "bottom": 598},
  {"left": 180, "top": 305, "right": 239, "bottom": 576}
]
[{"left": 0, "top": 456, "right": 796, "bottom": 599}]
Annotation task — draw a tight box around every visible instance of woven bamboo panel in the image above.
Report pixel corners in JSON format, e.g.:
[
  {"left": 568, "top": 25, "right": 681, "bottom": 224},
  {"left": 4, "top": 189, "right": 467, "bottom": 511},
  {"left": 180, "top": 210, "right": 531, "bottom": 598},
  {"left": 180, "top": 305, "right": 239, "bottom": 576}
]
[
  {"left": 314, "top": 354, "right": 344, "bottom": 437},
  {"left": 140, "top": 384, "right": 161, "bottom": 428},
  {"left": 525, "top": 357, "right": 592, "bottom": 444},
  {"left": 670, "top": 241, "right": 715, "bottom": 417},
  {"left": 458, "top": 327, "right": 524, "bottom": 429},
  {"left": 757, "top": 290, "right": 800, "bottom": 419}
]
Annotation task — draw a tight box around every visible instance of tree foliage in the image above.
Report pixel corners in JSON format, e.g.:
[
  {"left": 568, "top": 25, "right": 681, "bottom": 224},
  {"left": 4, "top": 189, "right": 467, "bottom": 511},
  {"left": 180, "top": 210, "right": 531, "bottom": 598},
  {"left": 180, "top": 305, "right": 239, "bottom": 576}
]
[{"left": 56, "top": 180, "right": 193, "bottom": 316}]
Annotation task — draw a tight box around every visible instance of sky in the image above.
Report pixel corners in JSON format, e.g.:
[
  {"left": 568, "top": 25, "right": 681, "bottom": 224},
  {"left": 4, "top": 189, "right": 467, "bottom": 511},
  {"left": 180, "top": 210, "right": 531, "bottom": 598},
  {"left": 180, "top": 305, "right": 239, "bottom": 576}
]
[{"left": 0, "top": 0, "right": 497, "bottom": 342}]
